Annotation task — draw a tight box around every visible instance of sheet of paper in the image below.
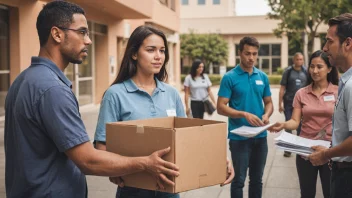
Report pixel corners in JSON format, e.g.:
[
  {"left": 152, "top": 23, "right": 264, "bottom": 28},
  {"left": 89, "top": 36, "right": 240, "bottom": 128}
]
[
  {"left": 275, "top": 132, "right": 331, "bottom": 148},
  {"left": 230, "top": 123, "right": 275, "bottom": 138},
  {"left": 274, "top": 132, "right": 331, "bottom": 156}
]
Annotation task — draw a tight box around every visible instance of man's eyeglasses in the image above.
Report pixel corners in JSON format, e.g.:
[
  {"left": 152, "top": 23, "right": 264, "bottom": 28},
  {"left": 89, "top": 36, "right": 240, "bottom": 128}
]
[{"left": 57, "top": 26, "right": 90, "bottom": 38}]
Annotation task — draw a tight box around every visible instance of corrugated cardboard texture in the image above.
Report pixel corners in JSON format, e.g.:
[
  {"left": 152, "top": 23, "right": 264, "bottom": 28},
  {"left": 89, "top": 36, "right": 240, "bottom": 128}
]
[
  {"left": 106, "top": 124, "right": 175, "bottom": 191},
  {"left": 174, "top": 120, "right": 227, "bottom": 192},
  {"left": 106, "top": 117, "right": 227, "bottom": 193}
]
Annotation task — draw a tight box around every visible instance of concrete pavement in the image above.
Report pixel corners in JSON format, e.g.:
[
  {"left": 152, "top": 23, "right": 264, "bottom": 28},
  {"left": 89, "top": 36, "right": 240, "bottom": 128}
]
[{"left": 0, "top": 87, "right": 325, "bottom": 198}]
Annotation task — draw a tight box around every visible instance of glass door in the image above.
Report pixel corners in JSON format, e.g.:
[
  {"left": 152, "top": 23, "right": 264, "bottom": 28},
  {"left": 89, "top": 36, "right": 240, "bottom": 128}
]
[
  {"left": 77, "top": 41, "right": 94, "bottom": 106},
  {"left": 65, "top": 36, "right": 94, "bottom": 106},
  {"left": 0, "top": 5, "right": 9, "bottom": 117}
]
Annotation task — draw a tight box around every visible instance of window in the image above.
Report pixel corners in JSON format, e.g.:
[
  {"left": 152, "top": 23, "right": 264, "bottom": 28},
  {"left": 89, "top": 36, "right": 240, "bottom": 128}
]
[
  {"left": 0, "top": 6, "right": 9, "bottom": 117},
  {"left": 213, "top": 0, "right": 220, "bottom": 4},
  {"left": 182, "top": 0, "right": 188, "bottom": 5},
  {"left": 235, "top": 43, "right": 282, "bottom": 74},
  {"left": 198, "top": 0, "right": 206, "bottom": 5}
]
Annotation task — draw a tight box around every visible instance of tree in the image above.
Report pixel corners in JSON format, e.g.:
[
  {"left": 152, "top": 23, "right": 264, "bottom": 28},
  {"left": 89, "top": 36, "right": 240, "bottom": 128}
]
[
  {"left": 180, "top": 32, "right": 228, "bottom": 68},
  {"left": 267, "top": 0, "right": 352, "bottom": 59}
]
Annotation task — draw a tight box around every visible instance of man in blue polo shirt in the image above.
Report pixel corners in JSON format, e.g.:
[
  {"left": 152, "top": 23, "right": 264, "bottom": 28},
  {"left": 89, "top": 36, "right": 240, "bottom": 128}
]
[
  {"left": 217, "top": 36, "right": 273, "bottom": 198},
  {"left": 4, "top": 1, "right": 179, "bottom": 198}
]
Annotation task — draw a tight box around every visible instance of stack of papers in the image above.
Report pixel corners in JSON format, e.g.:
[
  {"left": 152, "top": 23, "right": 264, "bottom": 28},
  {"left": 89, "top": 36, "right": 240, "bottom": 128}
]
[
  {"left": 230, "top": 123, "right": 275, "bottom": 138},
  {"left": 275, "top": 132, "right": 331, "bottom": 157}
]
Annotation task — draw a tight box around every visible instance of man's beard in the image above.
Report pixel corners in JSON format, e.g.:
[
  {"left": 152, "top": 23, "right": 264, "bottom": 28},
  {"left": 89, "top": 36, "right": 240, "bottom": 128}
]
[{"left": 64, "top": 52, "right": 83, "bottom": 64}]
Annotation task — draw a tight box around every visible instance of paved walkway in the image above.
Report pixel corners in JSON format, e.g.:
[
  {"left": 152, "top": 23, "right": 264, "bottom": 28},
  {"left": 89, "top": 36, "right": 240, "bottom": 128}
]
[{"left": 0, "top": 87, "right": 324, "bottom": 198}]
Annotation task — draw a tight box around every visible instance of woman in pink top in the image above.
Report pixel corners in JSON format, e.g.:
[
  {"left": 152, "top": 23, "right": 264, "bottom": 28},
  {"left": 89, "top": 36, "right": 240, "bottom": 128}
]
[{"left": 270, "top": 50, "right": 339, "bottom": 198}]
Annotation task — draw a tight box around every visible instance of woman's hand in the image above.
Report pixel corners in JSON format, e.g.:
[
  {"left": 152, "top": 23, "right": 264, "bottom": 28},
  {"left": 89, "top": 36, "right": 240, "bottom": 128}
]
[
  {"left": 186, "top": 107, "right": 191, "bottom": 117},
  {"left": 268, "top": 122, "right": 285, "bottom": 133}
]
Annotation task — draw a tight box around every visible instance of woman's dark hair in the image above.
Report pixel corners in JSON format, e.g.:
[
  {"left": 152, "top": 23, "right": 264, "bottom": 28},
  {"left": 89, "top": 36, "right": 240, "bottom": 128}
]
[
  {"left": 307, "top": 50, "right": 339, "bottom": 85},
  {"left": 111, "top": 25, "right": 169, "bottom": 85},
  {"left": 190, "top": 59, "right": 204, "bottom": 80},
  {"left": 36, "top": 1, "right": 85, "bottom": 47}
]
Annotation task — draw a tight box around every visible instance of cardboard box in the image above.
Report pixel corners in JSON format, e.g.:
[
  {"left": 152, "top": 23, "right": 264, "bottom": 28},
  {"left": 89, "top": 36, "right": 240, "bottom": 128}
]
[{"left": 106, "top": 117, "right": 227, "bottom": 193}]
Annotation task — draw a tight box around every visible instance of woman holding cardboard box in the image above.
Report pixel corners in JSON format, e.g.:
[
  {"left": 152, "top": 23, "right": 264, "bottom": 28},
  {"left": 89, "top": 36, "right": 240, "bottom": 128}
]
[
  {"left": 269, "top": 50, "right": 339, "bottom": 198},
  {"left": 94, "top": 25, "right": 234, "bottom": 198}
]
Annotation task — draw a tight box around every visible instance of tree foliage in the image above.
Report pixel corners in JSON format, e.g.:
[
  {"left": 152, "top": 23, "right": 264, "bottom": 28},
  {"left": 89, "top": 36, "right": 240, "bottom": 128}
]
[
  {"left": 180, "top": 32, "right": 228, "bottom": 66},
  {"left": 267, "top": 0, "right": 352, "bottom": 54}
]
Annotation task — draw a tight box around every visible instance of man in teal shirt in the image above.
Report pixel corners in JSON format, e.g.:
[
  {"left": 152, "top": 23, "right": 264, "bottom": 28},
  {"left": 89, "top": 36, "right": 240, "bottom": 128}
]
[{"left": 217, "top": 36, "right": 273, "bottom": 198}]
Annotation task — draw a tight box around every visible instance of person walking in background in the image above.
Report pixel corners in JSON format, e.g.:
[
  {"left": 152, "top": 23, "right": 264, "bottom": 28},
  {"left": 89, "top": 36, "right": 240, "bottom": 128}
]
[
  {"left": 269, "top": 50, "right": 339, "bottom": 198},
  {"left": 184, "top": 59, "right": 216, "bottom": 119},
  {"left": 217, "top": 36, "right": 273, "bottom": 198},
  {"left": 4, "top": 2, "right": 180, "bottom": 198},
  {"left": 94, "top": 25, "right": 234, "bottom": 198},
  {"left": 309, "top": 13, "right": 352, "bottom": 198},
  {"left": 278, "top": 52, "right": 309, "bottom": 157}
]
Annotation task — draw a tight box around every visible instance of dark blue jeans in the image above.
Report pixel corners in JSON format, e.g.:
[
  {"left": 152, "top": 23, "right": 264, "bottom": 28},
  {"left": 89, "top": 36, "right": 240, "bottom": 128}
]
[
  {"left": 116, "top": 187, "right": 179, "bottom": 198},
  {"left": 229, "top": 137, "right": 268, "bottom": 198},
  {"left": 330, "top": 164, "right": 352, "bottom": 198},
  {"left": 284, "top": 100, "right": 301, "bottom": 135}
]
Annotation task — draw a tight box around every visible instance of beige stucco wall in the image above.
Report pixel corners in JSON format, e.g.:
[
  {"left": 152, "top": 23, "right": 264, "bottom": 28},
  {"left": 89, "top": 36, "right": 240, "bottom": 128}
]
[
  {"left": 180, "top": 0, "right": 235, "bottom": 18},
  {"left": 2, "top": 0, "right": 181, "bottom": 106},
  {"left": 8, "top": 1, "right": 44, "bottom": 83},
  {"left": 181, "top": 15, "right": 281, "bottom": 34}
]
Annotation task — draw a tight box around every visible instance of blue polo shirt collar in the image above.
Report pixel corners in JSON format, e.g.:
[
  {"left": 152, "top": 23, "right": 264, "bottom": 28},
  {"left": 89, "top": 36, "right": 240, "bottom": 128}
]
[
  {"left": 234, "top": 64, "right": 259, "bottom": 75},
  {"left": 31, "top": 56, "right": 72, "bottom": 88},
  {"left": 123, "top": 78, "right": 166, "bottom": 93}
]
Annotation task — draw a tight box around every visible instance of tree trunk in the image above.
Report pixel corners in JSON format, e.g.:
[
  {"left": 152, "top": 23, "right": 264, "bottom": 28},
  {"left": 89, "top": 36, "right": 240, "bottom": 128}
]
[{"left": 303, "top": 31, "right": 309, "bottom": 65}]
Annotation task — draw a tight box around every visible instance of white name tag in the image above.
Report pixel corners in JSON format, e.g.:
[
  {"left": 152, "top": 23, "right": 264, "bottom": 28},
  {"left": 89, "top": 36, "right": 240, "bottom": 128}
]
[
  {"left": 166, "top": 109, "right": 177, "bottom": 117},
  {"left": 324, "top": 95, "right": 335, "bottom": 102},
  {"left": 255, "top": 80, "right": 264, "bottom": 85}
]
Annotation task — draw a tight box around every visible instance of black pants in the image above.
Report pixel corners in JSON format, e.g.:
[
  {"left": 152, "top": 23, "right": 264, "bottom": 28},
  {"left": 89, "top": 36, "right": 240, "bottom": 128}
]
[
  {"left": 191, "top": 100, "right": 204, "bottom": 119},
  {"left": 296, "top": 155, "right": 331, "bottom": 198},
  {"left": 330, "top": 163, "right": 352, "bottom": 198}
]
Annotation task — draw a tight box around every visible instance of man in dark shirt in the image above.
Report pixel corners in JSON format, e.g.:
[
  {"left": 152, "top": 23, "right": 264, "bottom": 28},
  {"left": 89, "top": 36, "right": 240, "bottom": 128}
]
[
  {"left": 278, "top": 52, "right": 308, "bottom": 157},
  {"left": 4, "top": 1, "right": 179, "bottom": 198}
]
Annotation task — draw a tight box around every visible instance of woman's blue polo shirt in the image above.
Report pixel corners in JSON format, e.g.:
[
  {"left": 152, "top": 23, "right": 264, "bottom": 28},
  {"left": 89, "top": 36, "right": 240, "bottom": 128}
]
[{"left": 94, "top": 78, "right": 186, "bottom": 142}]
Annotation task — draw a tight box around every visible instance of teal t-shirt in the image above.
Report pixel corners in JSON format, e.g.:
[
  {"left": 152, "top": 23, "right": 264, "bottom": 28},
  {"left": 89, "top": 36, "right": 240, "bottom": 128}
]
[{"left": 218, "top": 65, "right": 271, "bottom": 140}]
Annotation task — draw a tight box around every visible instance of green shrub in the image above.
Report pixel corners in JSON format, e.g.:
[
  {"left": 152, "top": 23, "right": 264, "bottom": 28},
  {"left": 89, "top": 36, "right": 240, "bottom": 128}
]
[
  {"left": 268, "top": 75, "right": 282, "bottom": 85},
  {"left": 276, "top": 68, "right": 284, "bottom": 75},
  {"left": 208, "top": 74, "right": 222, "bottom": 85}
]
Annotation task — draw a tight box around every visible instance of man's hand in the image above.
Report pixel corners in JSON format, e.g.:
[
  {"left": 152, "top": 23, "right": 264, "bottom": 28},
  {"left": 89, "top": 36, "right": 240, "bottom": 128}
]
[
  {"left": 109, "top": 177, "right": 124, "bottom": 187},
  {"left": 262, "top": 114, "right": 269, "bottom": 125},
  {"left": 268, "top": 122, "right": 284, "bottom": 133},
  {"left": 279, "top": 104, "right": 284, "bottom": 113},
  {"left": 220, "top": 159, "right": 235, "bottom": 187},
  {"left": 145, "top": 147, "right": 180, "bottom": 190},
  {"left": 309, "top": 146, "right": 329, "bottom": 166},
  {"left": 244, "top": 112, "right": 264, "bottom": 127}
]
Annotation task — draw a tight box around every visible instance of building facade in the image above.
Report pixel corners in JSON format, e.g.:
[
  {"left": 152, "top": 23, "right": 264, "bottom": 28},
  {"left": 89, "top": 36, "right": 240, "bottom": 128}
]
[
  {"left": 0, "top": 0, "right": 181, "bottom": 118},
  {"left": 180, "top": 0, "right": 326, "bottom": 74}
]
